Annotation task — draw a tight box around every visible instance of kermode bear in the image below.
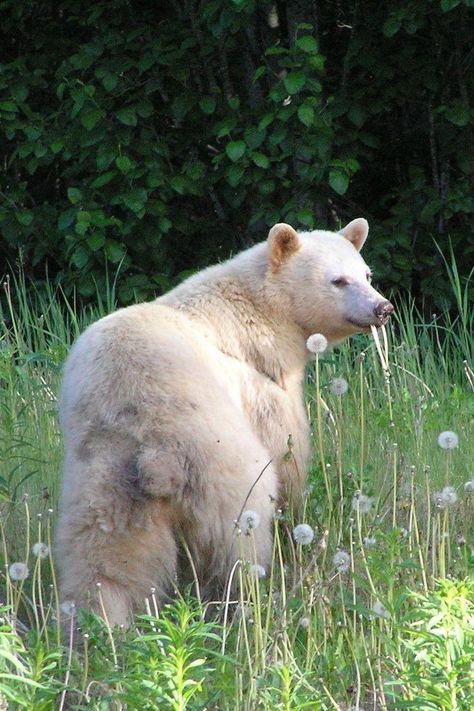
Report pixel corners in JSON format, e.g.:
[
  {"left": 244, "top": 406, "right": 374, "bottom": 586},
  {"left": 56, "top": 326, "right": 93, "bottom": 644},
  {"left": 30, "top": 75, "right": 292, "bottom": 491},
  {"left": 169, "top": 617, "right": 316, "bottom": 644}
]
[{"left": 57, "top": 218, "right": 393, "bottom": 625}]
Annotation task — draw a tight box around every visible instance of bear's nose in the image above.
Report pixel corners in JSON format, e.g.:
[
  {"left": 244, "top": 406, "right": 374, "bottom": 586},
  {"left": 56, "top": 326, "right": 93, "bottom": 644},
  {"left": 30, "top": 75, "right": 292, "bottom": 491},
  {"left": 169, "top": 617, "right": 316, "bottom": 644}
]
[{"left": 374, "top": 300, "right": 394, "bottom": 323}]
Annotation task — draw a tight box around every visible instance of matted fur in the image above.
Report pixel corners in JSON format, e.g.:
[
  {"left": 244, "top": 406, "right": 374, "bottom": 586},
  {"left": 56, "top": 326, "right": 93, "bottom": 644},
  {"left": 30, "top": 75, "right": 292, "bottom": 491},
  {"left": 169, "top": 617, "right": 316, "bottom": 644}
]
[{"left": 57, "top": 218, "right": 392, "bottom": 625}]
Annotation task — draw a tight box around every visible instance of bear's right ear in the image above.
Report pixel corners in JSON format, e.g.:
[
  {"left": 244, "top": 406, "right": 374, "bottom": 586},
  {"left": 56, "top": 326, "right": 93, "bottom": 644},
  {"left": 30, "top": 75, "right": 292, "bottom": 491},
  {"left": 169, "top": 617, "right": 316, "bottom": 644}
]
[{"left": 267, "top": 223, "right": 300, "bottom": 271}]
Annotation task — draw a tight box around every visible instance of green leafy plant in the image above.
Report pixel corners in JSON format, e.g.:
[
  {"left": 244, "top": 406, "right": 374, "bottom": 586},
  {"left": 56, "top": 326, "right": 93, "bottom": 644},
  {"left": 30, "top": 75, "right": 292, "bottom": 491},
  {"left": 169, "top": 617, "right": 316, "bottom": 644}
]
[{"left": 1, "top": 1, "right": 473, "bottom": 308}]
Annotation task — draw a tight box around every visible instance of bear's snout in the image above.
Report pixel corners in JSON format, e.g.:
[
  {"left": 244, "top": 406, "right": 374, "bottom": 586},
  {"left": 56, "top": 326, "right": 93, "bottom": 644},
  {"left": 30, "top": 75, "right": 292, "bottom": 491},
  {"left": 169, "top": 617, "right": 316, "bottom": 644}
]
[{"left": 373, "top": 300, "right": 394, "bottom": 324}]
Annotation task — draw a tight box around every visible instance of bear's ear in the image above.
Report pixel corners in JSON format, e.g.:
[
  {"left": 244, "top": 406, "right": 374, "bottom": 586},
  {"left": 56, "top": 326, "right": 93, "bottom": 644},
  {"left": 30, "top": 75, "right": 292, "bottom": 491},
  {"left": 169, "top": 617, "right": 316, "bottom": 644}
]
[
  {"left": 340, "top": 218, "right": 369, "bottom": 252},
  {"left": 267, "top": 223, "right": 300, "bottom": 271}
]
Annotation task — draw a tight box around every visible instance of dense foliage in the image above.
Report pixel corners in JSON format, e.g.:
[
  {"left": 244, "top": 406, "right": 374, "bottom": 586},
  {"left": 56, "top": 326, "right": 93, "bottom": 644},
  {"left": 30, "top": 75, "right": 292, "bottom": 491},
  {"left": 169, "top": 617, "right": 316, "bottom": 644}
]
[{"left": 1, "top": 0, "right": 473, "bottom": 305}]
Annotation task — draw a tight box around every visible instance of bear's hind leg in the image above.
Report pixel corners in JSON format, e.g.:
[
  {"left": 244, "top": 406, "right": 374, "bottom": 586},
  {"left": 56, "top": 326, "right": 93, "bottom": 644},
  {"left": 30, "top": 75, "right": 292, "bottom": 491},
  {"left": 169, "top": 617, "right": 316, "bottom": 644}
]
[{"left": 57, "top": 497, "right": 178, "bottom": 627}]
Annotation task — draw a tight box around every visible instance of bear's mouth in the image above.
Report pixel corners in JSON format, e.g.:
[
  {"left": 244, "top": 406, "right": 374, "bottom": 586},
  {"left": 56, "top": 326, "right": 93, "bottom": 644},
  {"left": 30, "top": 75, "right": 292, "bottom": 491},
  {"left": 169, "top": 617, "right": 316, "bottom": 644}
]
[
  {"left": 346, "top": 314, "right": 391, "bottom": 330},
  {"left": 346, "top": 317, "right": 372, "bottom": 330}
]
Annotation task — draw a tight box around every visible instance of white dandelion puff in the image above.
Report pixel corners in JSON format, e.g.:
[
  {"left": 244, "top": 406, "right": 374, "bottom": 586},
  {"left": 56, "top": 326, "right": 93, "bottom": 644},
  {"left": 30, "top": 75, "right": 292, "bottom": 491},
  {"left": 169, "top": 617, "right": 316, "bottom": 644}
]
[
  {"left": 333, "top": 550, "right": 350, "bottom": 572},
  {"left": 250, "top": 564, "right": 266, "bottom": 579},
  {"left": 8, "top": 562, "right": 29, "bottom": 581},
  {"left": 299, "top": 616, "right": 310, "bottom": 629},
  {"left": 441, "top": 486, "right": 458, "bottom": 507},
  {"left": 292, "top": 523, "right": 315, "bottom": 545},
  {"left": 239, "top": 510, "right": 261, "bottom": 533},
  {"left": 433, "top": 486, "right": 458, "bottom": 509},
  {"left": 464, "top": 479, "right": 474, "bottom": 494},
  {"left": 32, "top": 542, "right": 49, "bottom": 559},
  {"left": 372, "top": 599, "right": 390, "bottom": 619},
  {"left": 60, "top": 600, "right": 76, "bottom": 616},
  {"left": 437, "top": 431, "right": 459, "bottom": 450},
  {"left": 306, "top": 333, "right": 328, "bottom": 354},
  {"left": 351, "top": 493, "right": 374, "bottom": 514},
  {"left": 363, "top": 536, "right": 377, "bottom": 547},
  {"left": 330, "top": 377, "right": 349, "bottom": 396}
]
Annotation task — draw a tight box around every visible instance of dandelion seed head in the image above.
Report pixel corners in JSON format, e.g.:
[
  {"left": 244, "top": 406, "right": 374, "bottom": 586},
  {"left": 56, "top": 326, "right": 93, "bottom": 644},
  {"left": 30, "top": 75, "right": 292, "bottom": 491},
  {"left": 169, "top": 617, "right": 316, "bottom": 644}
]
[
  {"left": 292, "top": 523, "right": 314, "bottom": 545},
  {"left": 306, "top": 333, "right": 328, "bottom": 354},
  {"left": 8, "top": 562, "right": 29, "bottom": 581},
  {"left": 351, "top": 493, "right": 374, "bottom": 514},
  {"left": 32, "top": 542, "right": 49, "bottom": 559},
  {"left": 239, "top": 510, "right": 261, "bottom": 533},
  {"left": 363, "top": 536, "right": 377, "bottom": 547},
  {"left": 372, "top": 599, "right": 390, "bottom": 619},
  {"left": 299, "top": 616, "right": 310, "bottom": 629},
  {"left": 433, "top": 486, "right": 458, "bottom": 509},
  {"left": 330, "top": 377, "right": 349, "bottom": 396},
  {"left": 437, "top": 431, "right": 459, "bottom": 450},
  {"left": 333, "top": 550, "right": 350, "bottom": 572},
  {"left": 464, "top": 479, "right": 474, "bottom": 494},
  {"left": 250, "top": 564, "right": 266, "bottom": 579},
  {"left": 60, "top": 600, "right": 76, "bottom": 616},
  {"left": 441, "top": 486, "right": 458, "bottom": 506}
]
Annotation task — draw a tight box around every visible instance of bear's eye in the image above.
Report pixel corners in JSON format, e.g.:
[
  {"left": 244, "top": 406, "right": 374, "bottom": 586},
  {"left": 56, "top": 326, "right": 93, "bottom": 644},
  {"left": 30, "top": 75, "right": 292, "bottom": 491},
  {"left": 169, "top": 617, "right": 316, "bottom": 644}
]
[{"left": 332, "top": 277, "right": 349, "bottom": 287}]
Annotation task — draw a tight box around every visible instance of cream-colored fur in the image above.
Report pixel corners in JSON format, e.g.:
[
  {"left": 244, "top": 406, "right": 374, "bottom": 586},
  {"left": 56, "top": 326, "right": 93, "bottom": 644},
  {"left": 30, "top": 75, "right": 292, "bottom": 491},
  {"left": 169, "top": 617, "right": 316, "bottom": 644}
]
[{"left": 56, "top": 218, "right": 392, "bottom": 625}]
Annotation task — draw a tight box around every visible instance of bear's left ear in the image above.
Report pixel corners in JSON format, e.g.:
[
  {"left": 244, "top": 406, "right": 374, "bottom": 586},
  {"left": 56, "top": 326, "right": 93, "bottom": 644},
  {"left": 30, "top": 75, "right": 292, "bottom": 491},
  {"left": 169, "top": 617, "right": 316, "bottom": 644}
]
[
  {"left": 268, "top": 223, "right": 300, "bottom": 271},
  {"left": 340, "top": 218, "right": 369, "bottom": 252}
]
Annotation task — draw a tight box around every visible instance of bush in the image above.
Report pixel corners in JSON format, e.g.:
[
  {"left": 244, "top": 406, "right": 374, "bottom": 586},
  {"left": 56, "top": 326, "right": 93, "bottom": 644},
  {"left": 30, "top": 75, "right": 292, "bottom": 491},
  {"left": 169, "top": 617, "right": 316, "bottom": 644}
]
[{"left": 1, "top": 0, "right": 473, "bottom": 306}]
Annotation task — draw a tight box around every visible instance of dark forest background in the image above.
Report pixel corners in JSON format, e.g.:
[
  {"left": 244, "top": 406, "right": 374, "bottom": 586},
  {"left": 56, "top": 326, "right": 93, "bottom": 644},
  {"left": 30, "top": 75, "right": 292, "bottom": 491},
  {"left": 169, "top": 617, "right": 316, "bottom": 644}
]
[{"left": 1, "top": 0, "right": 473, "bottom": 307}]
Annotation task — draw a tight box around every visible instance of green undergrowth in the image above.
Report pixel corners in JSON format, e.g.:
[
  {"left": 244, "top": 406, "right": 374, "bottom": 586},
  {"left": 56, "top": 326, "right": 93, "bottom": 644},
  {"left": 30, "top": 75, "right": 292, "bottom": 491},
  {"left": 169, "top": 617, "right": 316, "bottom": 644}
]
[{"left": 0, "top": 261, "right": 473, "bottom": 709}]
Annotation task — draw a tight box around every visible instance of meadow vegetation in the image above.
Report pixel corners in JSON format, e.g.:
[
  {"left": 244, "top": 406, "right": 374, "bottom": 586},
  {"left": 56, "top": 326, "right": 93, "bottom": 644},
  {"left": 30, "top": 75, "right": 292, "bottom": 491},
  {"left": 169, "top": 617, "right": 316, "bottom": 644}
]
[{"left": 0, "top": 258, "right": 473, "bottom": 709}]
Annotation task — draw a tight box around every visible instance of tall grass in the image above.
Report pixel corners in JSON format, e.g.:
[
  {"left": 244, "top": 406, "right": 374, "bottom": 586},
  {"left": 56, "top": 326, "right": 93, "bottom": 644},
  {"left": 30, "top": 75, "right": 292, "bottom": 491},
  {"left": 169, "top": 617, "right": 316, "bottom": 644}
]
[{"left": 0, "top": 265, "right": 472, "bottom": 710}]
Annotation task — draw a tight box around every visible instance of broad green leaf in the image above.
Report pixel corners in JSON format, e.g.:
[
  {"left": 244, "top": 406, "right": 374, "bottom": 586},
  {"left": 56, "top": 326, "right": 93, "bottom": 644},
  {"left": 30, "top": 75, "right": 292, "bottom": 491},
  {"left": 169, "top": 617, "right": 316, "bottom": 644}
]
[
  {"left": 329, "top": 169, "right": 349, "bottom": 195},
  {"left": 199, "top": 96, "right": 216, "bottom": 115},
  {"left": 50, "top": 140, "right": 63, "bottom": 154},
  {"left": 296, "top": 35, "right": 318, "bottom": 53},
  {"left": 58, "top": 209, "right": 76, "bottom": 230},
  {"left": 90, "top": 171, "right": 116, "bottom": 189},
  {"left": 16, "top": 210, "right": 33, "bottom": 226},
  {"left": 75, "top": 210, "right": 91, "bottom": 235},
  {"left": 297, "top": 105, "right": 315, "bottom": 127},
  {"left": 116, "top": 108, "right": 137, "bottom": 126},
  {"left": 258, "top": 114, "right": 274, "bottom": 131},
  {"left": 67, "top": 187, "right": 83, "bottom": 204},
  {"left": 102, "top": 73, "right": 118, "bottom": 92},
  {"left": 348, "top": 106, "right": 366, "bottom": 128},
  {"left": 34, "top": 144, "right": 47, "bottom": 158},
  {"left": 122, "top": 189, "right": 148, "bottom": 213},
  {"left": 115, "top": 156, "right": 134, "bottom": 173},
  {"left": 283, "top": 72, "right": 306, "bottom": 95},
  {"left": 297, "top": 207, "right": 314, "bottom": 227},
  {"left": 170, "top": 175, "right": 186, "bottom": 194},
  {"left": 71, "top": 246, "right": 89, "bottom": 269},
  {"left": 135, "top": 101, "right": 153, "bottom": 118},
  {"left": 86, "top": 232, "right": 106, "bottom": 250},
  {"left": 383, "top": 16, "right": 401, "bottom": 37},
  {"left": 105, "top": 240, "right": 125, "bottom": 263},
  {"left": 252, "top": 152, "right": 270, "bottom": 169},
  {"left": 441, "top": 0, "right": 461, "bottom": 11},
  {"left": 445, "top": 103, "right": 470, "bottom": 126},
  {"left": 0, "top": 101, "right": 18, "bottom": 112},
  {"left": 244, "top": 126, "right": 265, "bottom": 148},
  {"left": 225, "top": 140, "right": 246, "bottom": 162},
  {"left": 81, "top": 109, "right": 104, "bottom": 131},
  {"left": 227, "top": 164, "right": 245, "bottom": 187}
]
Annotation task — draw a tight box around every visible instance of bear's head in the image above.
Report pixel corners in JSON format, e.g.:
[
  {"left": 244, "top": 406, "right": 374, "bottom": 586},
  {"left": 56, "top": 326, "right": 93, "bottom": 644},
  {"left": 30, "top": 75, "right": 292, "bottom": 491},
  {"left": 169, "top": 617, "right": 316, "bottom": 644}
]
[{"left": 267, "top": 218, "right": 394, "bottom": 344}]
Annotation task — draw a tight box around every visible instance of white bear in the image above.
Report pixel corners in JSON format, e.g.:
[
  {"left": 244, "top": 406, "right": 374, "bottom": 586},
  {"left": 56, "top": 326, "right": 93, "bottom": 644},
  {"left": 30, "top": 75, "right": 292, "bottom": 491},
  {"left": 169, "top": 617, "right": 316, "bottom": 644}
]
[{"left": 56, "top": 218, "right": 393, "bottom": 625}]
